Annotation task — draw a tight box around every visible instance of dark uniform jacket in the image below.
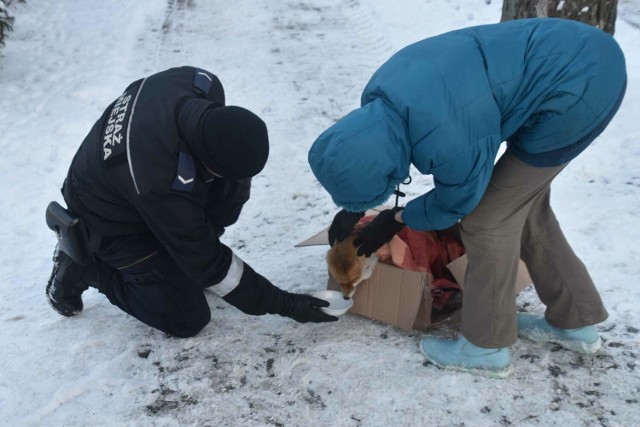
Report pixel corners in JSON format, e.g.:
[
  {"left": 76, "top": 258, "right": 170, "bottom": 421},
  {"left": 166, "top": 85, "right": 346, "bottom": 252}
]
[{"left": 63, "top": 66, "right": 250, "bottom": 290}]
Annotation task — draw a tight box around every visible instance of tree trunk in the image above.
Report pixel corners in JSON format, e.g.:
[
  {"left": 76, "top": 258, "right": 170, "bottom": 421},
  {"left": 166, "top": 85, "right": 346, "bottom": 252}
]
[{"left": 501, "top": 0, "right": 618, "bottom": 35}]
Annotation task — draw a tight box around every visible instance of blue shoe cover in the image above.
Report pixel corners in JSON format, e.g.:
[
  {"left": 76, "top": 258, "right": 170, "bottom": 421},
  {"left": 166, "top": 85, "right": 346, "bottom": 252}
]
[
  {"left": 420, "top": 336, "right": 512, "bottom": 379},
  {"left": 517, "top": 313, "right": 601, "bottom": 354}
]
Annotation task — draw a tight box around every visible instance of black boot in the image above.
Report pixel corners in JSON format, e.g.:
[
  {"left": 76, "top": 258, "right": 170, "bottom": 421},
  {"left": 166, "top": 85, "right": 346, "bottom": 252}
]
[{"left": 46, "top": 246, "right": 91, "bottom": 317}]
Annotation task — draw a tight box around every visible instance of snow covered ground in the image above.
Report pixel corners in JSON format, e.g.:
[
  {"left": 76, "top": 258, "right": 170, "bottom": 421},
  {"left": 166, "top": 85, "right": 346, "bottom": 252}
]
[{"left": 0, "top": 0, "right": 638, "bottom": 425}]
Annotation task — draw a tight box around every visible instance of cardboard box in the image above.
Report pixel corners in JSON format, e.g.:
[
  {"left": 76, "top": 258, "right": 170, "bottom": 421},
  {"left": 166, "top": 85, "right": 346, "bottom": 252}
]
[{"left": 296, "top": 224, "right": 532, "bottom": 332}]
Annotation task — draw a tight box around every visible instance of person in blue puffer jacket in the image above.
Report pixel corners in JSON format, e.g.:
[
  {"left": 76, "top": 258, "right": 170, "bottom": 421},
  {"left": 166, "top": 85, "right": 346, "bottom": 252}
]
[{"left": 308, "top": 18, "right": 627, "bottom": 377}]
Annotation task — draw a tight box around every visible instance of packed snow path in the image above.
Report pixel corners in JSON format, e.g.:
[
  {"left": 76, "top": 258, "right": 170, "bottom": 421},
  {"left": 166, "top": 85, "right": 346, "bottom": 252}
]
[{"left": 0, "top": 0, "right": 639, "bottom": 425}]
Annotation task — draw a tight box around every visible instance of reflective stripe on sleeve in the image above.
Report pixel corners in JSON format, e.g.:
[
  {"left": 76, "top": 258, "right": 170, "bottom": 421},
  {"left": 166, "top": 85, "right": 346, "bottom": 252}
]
[{"left": 209, "top": 252, "right": 244, "bottom": 297}]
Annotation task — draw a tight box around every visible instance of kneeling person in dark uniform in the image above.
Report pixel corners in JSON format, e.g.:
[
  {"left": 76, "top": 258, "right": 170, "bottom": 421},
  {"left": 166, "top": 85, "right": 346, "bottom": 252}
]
[{"left": 46, "top": 66, "right": 336, "bottom": 337}]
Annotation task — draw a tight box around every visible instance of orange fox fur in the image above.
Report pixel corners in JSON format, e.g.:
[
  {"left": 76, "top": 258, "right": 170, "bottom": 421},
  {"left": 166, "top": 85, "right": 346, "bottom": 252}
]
[{"left": 326, "top": 234, "right": 379, "bottom": 298}]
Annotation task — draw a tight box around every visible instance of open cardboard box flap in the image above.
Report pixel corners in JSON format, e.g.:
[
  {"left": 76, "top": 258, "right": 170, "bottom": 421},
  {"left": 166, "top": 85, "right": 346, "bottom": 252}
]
[{"left": 297, "top": 220, "right": 532, "bottom": 332}]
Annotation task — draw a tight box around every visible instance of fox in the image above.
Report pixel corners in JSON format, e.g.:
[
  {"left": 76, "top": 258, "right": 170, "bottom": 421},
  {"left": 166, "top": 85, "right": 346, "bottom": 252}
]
[{"left": 326, "top": 234, "right": 379, "bottom": 299}]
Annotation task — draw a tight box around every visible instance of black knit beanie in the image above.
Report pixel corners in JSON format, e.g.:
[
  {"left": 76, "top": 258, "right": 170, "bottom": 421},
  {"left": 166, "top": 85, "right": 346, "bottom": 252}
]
[{"left": 196, "top": 106, "right": 269, "bottom": 179}]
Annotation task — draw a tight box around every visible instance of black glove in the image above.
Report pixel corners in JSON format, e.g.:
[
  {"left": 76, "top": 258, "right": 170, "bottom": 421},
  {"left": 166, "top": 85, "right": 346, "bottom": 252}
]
[
  {"left": 328, "top": 210, "right": 365, "bottom": 247},
  {"left": 221, "top": 261, "right": 337, "bottom": 323},
  {"left": 353, "top": 208, "right": 405, "bottom": 256},
  {"left": 280, "top": 293, "right": 338, "bottom": 323}
]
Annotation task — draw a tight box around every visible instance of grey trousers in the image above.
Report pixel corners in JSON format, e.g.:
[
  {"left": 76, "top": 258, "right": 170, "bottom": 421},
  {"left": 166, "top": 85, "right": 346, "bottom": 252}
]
[{"left": 459, "top": 151, "right": 608, "bottom": 348}]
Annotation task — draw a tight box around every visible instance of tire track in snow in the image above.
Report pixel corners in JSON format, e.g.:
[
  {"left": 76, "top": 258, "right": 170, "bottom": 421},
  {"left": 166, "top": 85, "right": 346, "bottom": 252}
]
[{"left": 141, "top": 0, "right": 196, "bottom": 73}]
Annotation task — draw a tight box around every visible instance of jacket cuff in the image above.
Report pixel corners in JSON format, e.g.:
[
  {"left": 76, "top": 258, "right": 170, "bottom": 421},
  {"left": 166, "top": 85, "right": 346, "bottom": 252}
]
[
  {"left": 220, "top": 262, "right": 287, "bottom": 316},
  {"left": 207, "top": 252, "right": 244, "bottom": 297}
]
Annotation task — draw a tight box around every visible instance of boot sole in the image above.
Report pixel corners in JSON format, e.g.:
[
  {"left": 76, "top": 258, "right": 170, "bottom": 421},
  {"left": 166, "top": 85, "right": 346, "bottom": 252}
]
[
  {"left": 46, "top": 284, "right": 82, "bottom": 317},
  {"left": 419, "top": 342, "right": 513, "bottom": 379},
  {"left": 518, "top": 332, "right": 601, "bottom": 354}
]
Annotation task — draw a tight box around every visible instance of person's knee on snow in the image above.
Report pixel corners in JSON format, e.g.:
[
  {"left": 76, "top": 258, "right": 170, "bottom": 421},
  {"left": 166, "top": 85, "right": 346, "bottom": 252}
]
[{"left": 161, "top": 304, "right": 212, "bottom": 338}]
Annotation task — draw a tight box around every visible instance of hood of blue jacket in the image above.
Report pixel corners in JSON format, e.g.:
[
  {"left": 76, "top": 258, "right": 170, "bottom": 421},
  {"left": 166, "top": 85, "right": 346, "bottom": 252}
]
[
  {"left": 308, "top": 99, "right": 411, "bottom": 213},
  {"left": 308, "top": 18, "right": 626, "bottom": 229}
]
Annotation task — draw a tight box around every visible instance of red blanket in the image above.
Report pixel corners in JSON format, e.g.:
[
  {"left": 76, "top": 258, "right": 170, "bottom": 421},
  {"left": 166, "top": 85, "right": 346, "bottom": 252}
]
[{"left": 359, "top": 215, "right": 465, "bottom": 311}]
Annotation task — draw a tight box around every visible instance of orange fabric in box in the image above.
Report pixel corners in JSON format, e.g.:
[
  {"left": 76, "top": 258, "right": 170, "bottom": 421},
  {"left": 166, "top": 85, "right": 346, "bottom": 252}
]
[{"left": 360, "top": 215, "right": 465, "bottom": 310}]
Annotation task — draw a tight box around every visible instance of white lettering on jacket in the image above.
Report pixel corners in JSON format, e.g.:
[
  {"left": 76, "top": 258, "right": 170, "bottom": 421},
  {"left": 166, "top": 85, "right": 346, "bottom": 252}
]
[{"left": 103, "top": 93, "right": 132, "bottom": 160}]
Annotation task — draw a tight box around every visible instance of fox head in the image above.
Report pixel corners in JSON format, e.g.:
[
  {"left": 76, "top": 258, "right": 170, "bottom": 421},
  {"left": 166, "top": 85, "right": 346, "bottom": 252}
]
[{"left": 326, "top": 234, "right": 379, "bottom": 298}]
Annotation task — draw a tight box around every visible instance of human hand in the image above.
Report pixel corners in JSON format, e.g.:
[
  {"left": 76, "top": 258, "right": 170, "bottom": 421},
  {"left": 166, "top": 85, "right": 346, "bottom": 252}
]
[
  {"left": 328, "top": 210, "right": 364, "bottom": 247},
  {"left": 280, "top": 293, "right": 339, "bottom": 323},
  {"left": 353, "top": 208, "right": 405, "bottom": 256},
  {"left": 221, "top": 262, "right": 339, "bottom": 322}
]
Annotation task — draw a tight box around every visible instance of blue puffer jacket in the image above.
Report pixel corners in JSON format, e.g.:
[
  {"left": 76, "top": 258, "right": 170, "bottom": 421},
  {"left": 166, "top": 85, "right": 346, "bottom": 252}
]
[{"left": 308, "top": 18, "right": 626, "bottom": 231}]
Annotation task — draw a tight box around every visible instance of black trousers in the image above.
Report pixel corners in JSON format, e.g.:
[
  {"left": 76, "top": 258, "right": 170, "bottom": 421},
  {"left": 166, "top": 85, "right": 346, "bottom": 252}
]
[
  {"left": 94, "top": 234, "right": 211, "bottom": 337},
  {"left": 84, "top": 178, "right": 249, "bottom": 337}
]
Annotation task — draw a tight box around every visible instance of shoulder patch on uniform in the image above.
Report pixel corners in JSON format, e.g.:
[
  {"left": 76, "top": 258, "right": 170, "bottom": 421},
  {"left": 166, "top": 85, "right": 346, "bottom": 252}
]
[
  {"left": 194, "top": 70, "right": 213, "bottom": 96},
  {"left": 172, "top": 152, "right": 196, "bottom": 192}
]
